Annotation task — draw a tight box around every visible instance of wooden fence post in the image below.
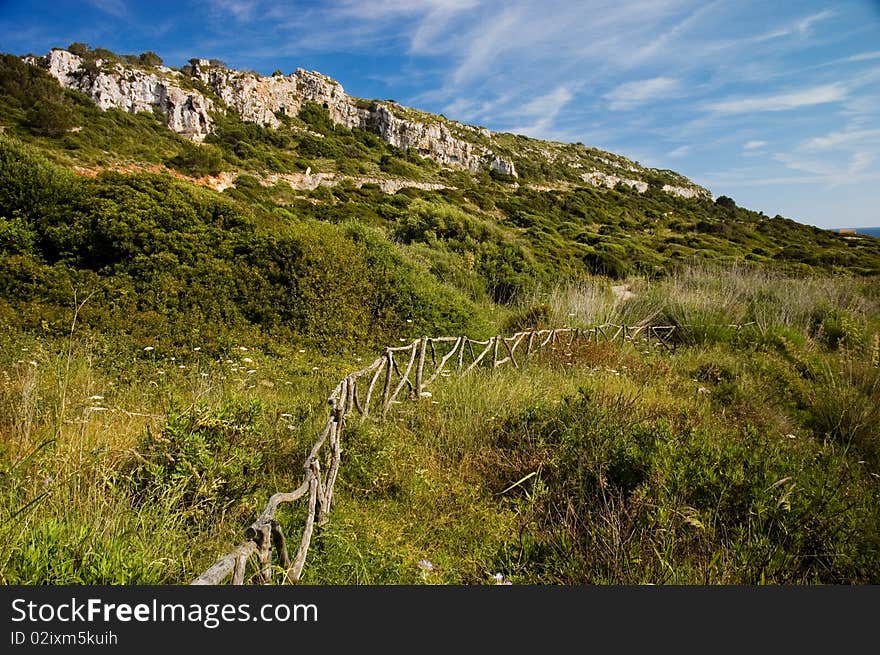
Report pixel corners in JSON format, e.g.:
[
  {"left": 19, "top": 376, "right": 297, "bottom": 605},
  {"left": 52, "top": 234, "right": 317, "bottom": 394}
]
[
  {"left": 256, "top": 523, "right": 272, "bottom": 584},
  {"left": 381, "top": 350, "right": 393, "bottom": 414},
  {"left": 415, "top": 336, "right": 428, "bottom": 396}
]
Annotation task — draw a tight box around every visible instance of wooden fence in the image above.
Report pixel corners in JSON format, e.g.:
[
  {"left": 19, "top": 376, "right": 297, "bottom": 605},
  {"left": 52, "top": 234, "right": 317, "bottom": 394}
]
[{"left": 190, "top": 323, "right": 678, "bottom": 585}]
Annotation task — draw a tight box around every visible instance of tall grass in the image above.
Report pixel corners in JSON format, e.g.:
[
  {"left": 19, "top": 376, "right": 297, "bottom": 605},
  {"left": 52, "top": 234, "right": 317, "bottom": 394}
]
[
  {"left": 521, "top": 264, "right": 878, "bottom": 348},
  {"left": 1, "top": 264, "right": 878, "bottom": 584}
]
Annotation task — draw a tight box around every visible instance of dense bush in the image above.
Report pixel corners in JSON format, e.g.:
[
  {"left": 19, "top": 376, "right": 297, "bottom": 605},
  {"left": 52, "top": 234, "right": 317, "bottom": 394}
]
[
  {"left": 489, "top": 386, "right": 879, "bottom": 583},
  {"left": 128, "top": 401, "right": 265, "bottom": 522},
  {"left": 0, "top": 136, "right": 488, "bottom": 348}
]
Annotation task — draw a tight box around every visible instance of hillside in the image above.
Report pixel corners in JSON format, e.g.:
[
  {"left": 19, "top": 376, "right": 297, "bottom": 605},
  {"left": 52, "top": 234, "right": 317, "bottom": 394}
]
[{"left": 0, "top": 45, "right": 878, "bottom": 586}]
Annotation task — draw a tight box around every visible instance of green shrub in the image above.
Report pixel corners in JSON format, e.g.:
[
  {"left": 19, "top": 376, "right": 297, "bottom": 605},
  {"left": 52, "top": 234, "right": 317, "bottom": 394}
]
[
  {"left": 128, "top": 401, "right": 264, "bottom": 522},
  {"left": 489, "top": 388, "right": 880, "bottom": 583},
  {"left": 5, "top": 517, "right": 174, "bottom": 584},
  {"left": 503, "top": 303, "right": 552, "bottom": 332},
  {"left": 166, "top": 141, "right": 225, "bottom": 176}
]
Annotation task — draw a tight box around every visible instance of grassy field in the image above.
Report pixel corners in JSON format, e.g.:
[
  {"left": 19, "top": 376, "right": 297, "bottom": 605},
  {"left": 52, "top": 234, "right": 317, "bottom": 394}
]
[{"left": 2, "top": 266, "right": 877, "bottom": 584}]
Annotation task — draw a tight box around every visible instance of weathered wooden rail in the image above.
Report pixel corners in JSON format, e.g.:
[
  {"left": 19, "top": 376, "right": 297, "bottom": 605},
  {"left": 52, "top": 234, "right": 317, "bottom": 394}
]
[{"left": 190, "top": 323, "right": 679, "bottom": 585}]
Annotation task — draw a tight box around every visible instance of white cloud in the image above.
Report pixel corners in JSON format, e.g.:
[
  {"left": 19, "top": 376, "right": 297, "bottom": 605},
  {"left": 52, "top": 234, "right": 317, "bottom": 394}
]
[
  {"left": 85, "top": 0, "right": 127, "bottom": 17},
  {"left": 603, "top": 77, "right": 681, "bottom": 111},
  {"left": 848, "top": 151, "right": 875, "bottom": 175},
  {"left": 506, "top": 85, "right": 576, "bottom": 138},
  {"left": 802, "top": 129, "right": 880, "bottom": 151},
  {"left": 772, "top": 148, "right": 879, "bottom": 187},
  {"left": 840, "top": 51, "right": 880, "bottom": 64},
  {"left": 706, "top": 84, "right": 847, "bottom": 114},
  {"left": 796, "top": 10, "right": 835, "bottom": 34},
  {"left": 207, "top": 0, "right": 259, "bottom": 21},
  {"left": 667, "top": 145, "right": 690, "bottom": 158},
  {"left": 743, "top": 140, "right": 767, "bottom": 150},
  {"left": 752, "top": 9, "right": 835, "bottom": 43},
  {"left": 520, "top": 86, "right": 575, "bottom": 117}
]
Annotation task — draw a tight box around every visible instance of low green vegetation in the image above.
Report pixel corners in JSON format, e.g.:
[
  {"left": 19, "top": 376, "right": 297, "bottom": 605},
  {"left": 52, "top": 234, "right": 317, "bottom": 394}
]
[
  {"left": 1, "top": 267, "right": 877, "bottom": 584},
  {"left": 307, "top": 271, "right": 879, "bottom": 584}
]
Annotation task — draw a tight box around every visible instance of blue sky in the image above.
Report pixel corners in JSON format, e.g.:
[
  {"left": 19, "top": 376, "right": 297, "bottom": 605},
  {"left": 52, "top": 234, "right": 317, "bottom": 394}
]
[{"left": 1, "top": 0, "right": 879, "bottom": 229}]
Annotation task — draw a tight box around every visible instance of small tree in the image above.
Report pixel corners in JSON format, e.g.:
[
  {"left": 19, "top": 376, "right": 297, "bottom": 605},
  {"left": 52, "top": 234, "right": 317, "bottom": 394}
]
[
  {"left": 25, "top": 100, "right": 75, "bottom": 137},
  {"left": 138, "top": 51, "right": 163, "bottom": 67},
  {"left": 67, "top": 42, "right": 90, "bottom": 57},
  {"left": 715, "top": 195, "right": 737, "bottom": 211}
]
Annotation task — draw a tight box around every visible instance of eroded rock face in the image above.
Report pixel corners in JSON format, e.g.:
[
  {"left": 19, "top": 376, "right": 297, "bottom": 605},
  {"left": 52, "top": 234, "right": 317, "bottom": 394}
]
[
  {"left": 581, "top": 170, "right": 648, "bottom": 193},
  {"left": 31, "top": 49, "right": 518, "bottom": 175},
  {"left": 365, "top": 104, "right": 486, "bottom": 171},
  {"left": 36, "top": 49, "right": 214, "bottom": 141},
  {"left": 25, "top": 48, "right": 717, "bottom": 199},
  {"left": 662, "top": 184, "right": 712, "bottom": 200},
  {"left": 189, "top": 61, "right": 508, "bottom": 173}
]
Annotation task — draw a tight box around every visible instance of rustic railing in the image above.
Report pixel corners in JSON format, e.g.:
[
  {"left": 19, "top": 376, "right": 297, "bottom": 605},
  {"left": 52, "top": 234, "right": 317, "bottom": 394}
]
[{"left": 190, "top": 323, "right": 678, "bottom": 585}]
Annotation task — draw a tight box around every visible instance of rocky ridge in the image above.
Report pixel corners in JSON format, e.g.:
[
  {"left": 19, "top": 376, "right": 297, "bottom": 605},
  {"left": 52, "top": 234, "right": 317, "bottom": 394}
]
[
  {"left": 27, "top": 49, "right": 515, "bottom": 176},
  {"left": 24, "top": 48, "right": 711, "bottom": 199}
]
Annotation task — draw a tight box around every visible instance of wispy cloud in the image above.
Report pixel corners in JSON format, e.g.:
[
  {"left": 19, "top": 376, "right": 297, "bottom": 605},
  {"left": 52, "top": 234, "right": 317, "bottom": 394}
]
[
  {"left": 743, "top": 140, "right": 767, "bottom": 150},
  {"left": 773, "top": 149, "right": 878, "bottom": 184},
  {"left": 603, "top": 76, "right": 681, "bottom": 111},
  {"left": 802, "top": 128, "right": 880, "bottom": 151},
  {"left": 752, "top": 9, "right": 835, "bottom": 43},
  {"left": 206, "top": 0, "right": 268, "bottom": 22},
  {"left": 506, "top": 85, "right": 576, "bottom": 137},
  {"left": 840, "top": 50, "right": 880, "bottom": 63},
  {"left": 85, "top": 0, "right": 127, "bottom": 18},
  {"left": 706, "top": 84, "right": 848, "bottom": 114}
]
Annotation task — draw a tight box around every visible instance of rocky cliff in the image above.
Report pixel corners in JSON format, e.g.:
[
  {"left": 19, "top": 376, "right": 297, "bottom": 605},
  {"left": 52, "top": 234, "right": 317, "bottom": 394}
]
[
  {"left": 24, "top": 48, "right": 716, "bottom": 199},
  {"left": 27, "top": 49, "right": 516, "bottom": 175},
  {"left": 26, "top": 49, "right": 215, "bottom": 141}
]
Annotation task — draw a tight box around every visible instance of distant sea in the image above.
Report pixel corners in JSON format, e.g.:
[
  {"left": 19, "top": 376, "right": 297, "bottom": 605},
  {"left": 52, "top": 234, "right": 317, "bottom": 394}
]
[{"left": 839, "top": 227, "right": 880, "bottom": 237}]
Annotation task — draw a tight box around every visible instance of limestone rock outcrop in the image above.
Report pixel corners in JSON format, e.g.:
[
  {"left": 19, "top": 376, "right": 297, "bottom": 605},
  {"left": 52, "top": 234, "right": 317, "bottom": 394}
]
[
  {"left": 28, "top": 49, "right": 516, "bottom": 175},
  {"left": 31, "top": 49, "right": 214, "bottom": 141},
  {"left": 662, "top": 184, "right": 712, "bottom": 200},
  {"left": 581, "top": 170, "right": 649, "bottom": 193},
  {"left": 24, "top": 48, "right": 717, "bottom": 199}
]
